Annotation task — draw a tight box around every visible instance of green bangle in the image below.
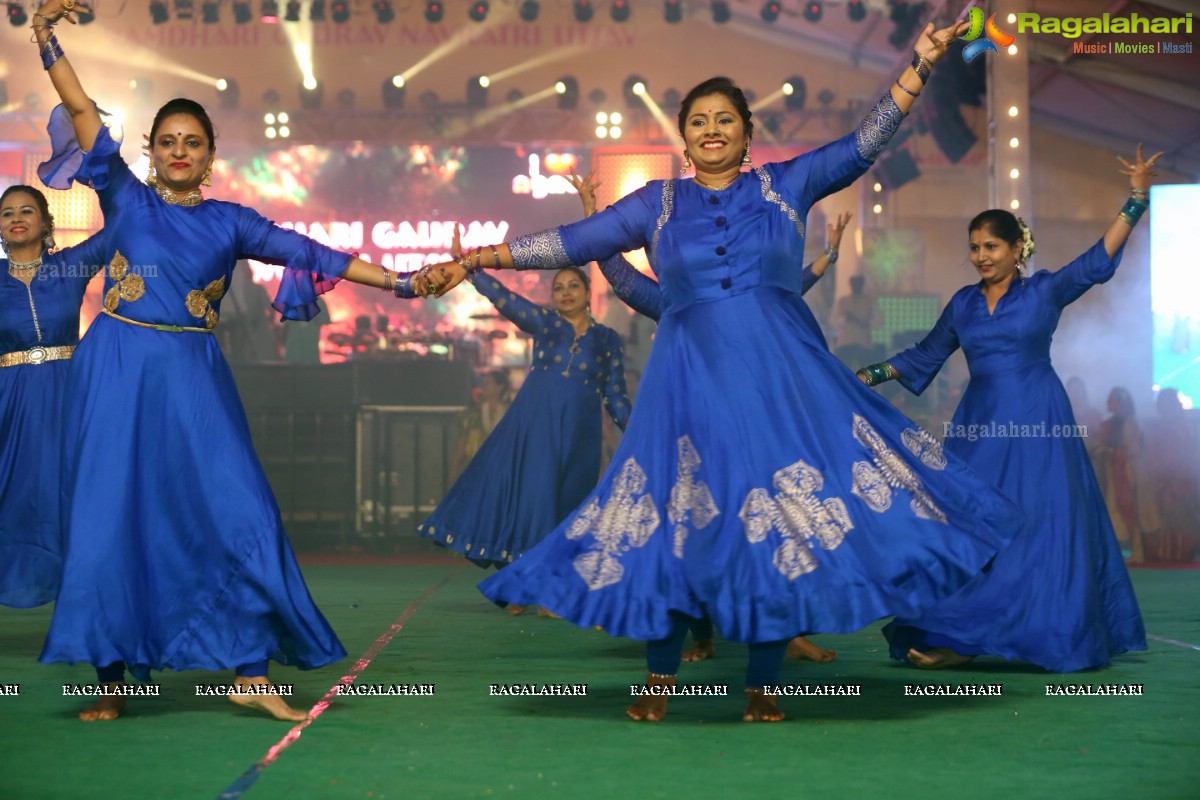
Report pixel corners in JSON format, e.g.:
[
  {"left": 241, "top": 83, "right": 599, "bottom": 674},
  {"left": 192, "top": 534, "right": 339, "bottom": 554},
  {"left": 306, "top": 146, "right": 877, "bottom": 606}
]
[{"left": 856, "top": 362, "right": 897, "bottom": 387}]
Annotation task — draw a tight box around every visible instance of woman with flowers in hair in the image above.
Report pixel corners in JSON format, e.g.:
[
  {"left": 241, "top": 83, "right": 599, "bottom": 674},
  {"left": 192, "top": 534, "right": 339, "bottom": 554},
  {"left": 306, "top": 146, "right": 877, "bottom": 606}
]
[{"left": 860, "top": 147, "right": 1158, "bottom": 672}]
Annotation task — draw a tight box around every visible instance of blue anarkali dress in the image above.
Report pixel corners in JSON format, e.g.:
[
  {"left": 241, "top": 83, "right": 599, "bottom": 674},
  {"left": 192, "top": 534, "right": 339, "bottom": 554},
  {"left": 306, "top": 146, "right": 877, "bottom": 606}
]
[
  {"left": 883, "top": 239, "right": 1147, "bottom": 672},
  {"left": 0, "top": 238, "right": 108, "bottom": 607},
  {"left": 38, "top": 119, "right": 348, "bottom": 679},
  {"left": 480, "top": 95, "right": 1023, "bottom": 643},
  {"left": 417, "top": 272, "right": 630, "bottom": 567}
]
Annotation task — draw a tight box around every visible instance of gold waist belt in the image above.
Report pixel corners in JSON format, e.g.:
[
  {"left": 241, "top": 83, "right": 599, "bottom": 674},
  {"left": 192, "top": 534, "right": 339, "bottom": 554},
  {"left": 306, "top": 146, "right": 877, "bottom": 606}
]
[
  {"left": 0, "top": 344, "right": 76, "bottom": 368},
  {"left": 102, "top": 308, "right": 214, "bottom": 334}
]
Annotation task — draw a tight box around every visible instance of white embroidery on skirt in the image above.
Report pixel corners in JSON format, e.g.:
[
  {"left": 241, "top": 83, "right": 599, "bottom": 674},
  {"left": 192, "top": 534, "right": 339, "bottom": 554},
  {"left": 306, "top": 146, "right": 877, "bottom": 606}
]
[
  {"left": 850, "top": 415, "right": 947, "bottom": 523},
  {"left": 667, "top": 436, "right": 720, "bottom": 558},
  {"left": 740, "top": 459, "right": 852, "bottom": 581},
  {"left": 902, "top": 427, "right": 947, "bottom": 470},
  {"left": 567, "top": 458, "right": 661, "bottom": 591}
]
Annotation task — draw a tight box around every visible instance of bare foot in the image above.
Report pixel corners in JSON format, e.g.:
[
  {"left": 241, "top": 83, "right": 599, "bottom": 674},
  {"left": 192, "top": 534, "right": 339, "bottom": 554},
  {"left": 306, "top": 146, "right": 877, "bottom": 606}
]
[
  {"left": 78, "top": 683, "right": 126, "bottom": 721},
  {"left": 506, "top": 604, "right": 529, "bottom": 616},
  {"left": 907, "top": 647, "right": 975, "bottom": 670},
  {"left": 787, "top": 636, "right": 837, "bottom": 662},
  {"left": 681, "top": 639, "right": 715, "bottom": 662},
  {"left": 227, "top": 677, "right": 310, "bottom": 722},
  {"left": 536, "top": 607, "right": 561, "bottom": 619},
  {"left": 627, "top": 673, "right": 673, "bottom": 722},
  {"left": 743, "top": 689, "right": 785, "bottom": 722}
]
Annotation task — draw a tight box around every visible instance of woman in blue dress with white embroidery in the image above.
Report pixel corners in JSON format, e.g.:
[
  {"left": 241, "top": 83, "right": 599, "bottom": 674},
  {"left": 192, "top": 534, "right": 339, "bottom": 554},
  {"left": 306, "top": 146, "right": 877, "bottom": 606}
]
[
  {"left": 417, "top": 264, "right": 630, "bottom": 593},
  {"left": 0, "top": 185, "right": 108, "bottom": 608},
  {"left": 32, "top": 2, "right": 435, "bottom": 722},
  {"left": 424, "top": 20, "right": 1024, "bottom": 724},
  {"left": 864, "top": 151, "right": 1156, "bottom": 673}
]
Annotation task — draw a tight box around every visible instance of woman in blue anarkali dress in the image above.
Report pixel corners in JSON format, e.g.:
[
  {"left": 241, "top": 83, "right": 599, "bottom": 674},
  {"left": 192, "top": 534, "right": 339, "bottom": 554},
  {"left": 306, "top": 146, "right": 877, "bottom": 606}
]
[
  {"left": 417, "top": 266, "right": 630, "bottom": 581},
  {"left": 0, "top": 185, "right": 108, "bottom": 608},
  {"left": 32, "top": 9, "right": 434, "bottom": 720},
  {"left": 867, "top": 154, "right": 1156, "bottom": 673},
  {"left": 423, "top": 21, "right": 1023, "bottom": 723}
]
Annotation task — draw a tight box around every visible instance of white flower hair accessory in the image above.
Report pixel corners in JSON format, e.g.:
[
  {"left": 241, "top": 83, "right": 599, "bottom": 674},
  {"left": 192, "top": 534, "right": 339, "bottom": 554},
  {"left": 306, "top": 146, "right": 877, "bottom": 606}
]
[{"left": 1016, "top": 217, "right": 1036, "bottom": 266}]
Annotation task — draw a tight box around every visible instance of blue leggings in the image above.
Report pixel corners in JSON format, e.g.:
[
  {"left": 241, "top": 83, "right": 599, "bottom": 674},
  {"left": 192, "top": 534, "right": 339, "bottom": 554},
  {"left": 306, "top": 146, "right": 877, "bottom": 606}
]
[
  {"left": 95, "top": 660, "right": 269, "bottom": 682},
  {"left": 647, "top": 613, "right": 788, "bottom": 688}
]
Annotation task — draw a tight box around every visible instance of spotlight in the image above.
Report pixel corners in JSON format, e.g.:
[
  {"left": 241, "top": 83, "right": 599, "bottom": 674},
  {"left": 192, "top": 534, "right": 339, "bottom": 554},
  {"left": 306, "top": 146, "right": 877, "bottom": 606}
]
[
  {"left": 467, "top": 1, "right": 488, "bottom": 22},
  {"left": 382, "top": 75, "right": 406, "bottom": 109},
  {"left": 760, "top": 1, "right": 779, "bottom": 22},
  {"left": 711, "top": 1, "right": 730, "bottom": 23},
  {"left": 466, "top": 75, "right": 489, "bottom": 108},
  {"left": 310, "top": 0, "right": 324, "bottom": 19},
  {"left": 149, "top": 1, "right": 168, "bottom": 24},
  {"left": 331, "top": 0, "right": 348, "bottom": 22},
  {"left": 233, "top": 0, "right": 252, "bottom": 23},
  {"left": 573, "top": 0, "right": 592, "bottom": 22},
  {"left": 610, "top": 0, "right": 629, "bottom": 22},
  {"left": 299, "top": 79, "right": 323, "bottom": 110},
  {"left": 782, "top": 76, "right": 806, "bottom": 110},
  {"left": 555, "top": 76, "right": 578, "bottom": 110},
  {"left": 623, "top": 75, "right": 647, "bottom": 109},
  {"left": 284, "top": 0, "right": 300, "bottom": 21},
  {"left": 373, "top": 0, "right": 393, "bottom": 23},
  {"left": 423, "top": 1, "right": 442, "bottom": 23},
  {"left": 7, "top": 1, "right": 27, "bottom": 25},
  {"left": 216, "top": 78, "right": 239, "bottom": 110},
  {"left": 175, "top": 0, "right": 194, "bottom": 20},
  {"left": 518, "top": 0, "right": 539, "bottom": 22},
  {"left": 663, "top": 0, "right": 681, "bottom": 23},
  {"left": 803, "top": 1, "right": 822, "bottom": 22},
  {"left": 847, "top": 0, "right": 866, "bottom": 22},
  {"left": 261, "top": 0, "right": 278, "bottom": 22},
  {"left": 201, "top": 0, "right": 219, "bottom": 22}
]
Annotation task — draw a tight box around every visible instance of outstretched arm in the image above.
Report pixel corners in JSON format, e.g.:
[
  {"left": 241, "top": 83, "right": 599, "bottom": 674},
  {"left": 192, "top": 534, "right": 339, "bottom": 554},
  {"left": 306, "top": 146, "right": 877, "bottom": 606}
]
[
  {"left": 801, "top": 211, "right": 852, "bottom": 294},
  {"left": 32, "top": 1, "right": 103, "bottom": 151},
  {"left": 1105, "top": 144, "right": 1159, "bottom": 258}
]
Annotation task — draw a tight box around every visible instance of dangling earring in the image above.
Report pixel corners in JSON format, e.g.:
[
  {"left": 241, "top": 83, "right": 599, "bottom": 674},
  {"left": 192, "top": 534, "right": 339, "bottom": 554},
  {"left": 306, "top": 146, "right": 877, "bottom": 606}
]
[
  {"left": 742, "top": 142, "right": 753, "bottom": 167},
  {"left": 680, "top": 151, "right": 692, "bottom": 176},
  {"left": 201, "top": 163, "right": 213, "bottom": 187},
  {"left": 146, "top": 164, "right": 158, "bottom": 188},
  {"left": 43, "top": 228, "right": 56, "bottom": 253}
]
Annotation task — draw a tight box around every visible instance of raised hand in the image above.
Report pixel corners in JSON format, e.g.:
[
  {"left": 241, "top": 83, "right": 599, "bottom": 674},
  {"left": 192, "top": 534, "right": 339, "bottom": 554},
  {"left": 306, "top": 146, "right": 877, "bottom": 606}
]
[
  {"left": 34, "top": 0, "right": 92, "bottom": 25},
  {"left": 565, "top": 171, "right": 603, "bottom": 217},
  {"left": 914, "top": 18, "right": 971, "bottom": 64},
  {"left": 827, "top": 211, "right": 853, "bottom": 252},
  {"left": 1117, "top": 144, "right": 1162, "bottom": 193}
]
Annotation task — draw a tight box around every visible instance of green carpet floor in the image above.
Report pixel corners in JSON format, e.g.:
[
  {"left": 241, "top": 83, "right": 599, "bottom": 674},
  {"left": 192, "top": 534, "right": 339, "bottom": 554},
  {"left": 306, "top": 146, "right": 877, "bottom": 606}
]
[{"left": 1, "top": 558, "right": 1196, "bottom": 800}]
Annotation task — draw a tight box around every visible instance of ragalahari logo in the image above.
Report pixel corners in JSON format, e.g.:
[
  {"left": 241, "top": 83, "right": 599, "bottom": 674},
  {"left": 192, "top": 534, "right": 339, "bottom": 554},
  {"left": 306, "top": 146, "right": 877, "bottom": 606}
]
[{"left": 961, "top": 7, "right": 1015, "bottom": 62}]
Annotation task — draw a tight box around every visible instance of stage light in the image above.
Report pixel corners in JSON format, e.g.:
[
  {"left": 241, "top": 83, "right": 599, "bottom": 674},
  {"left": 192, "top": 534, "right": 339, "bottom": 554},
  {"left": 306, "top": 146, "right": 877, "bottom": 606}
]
[
  {"left": 424, "top": 1, "right": 442, "bottom": 22},
  {"left": 664, "top": 0, "right": 681, "bottom": 23},
  {"left": 175, "top": 0, "right": 194, "bottom": 20},
  {"left": 77, "top": 6, "right": 95, "bottom": 23},
  {"left": 555, "top": 76, "right": 578, "bottom": 110},
  {"left": 760, "top": 1, "right": 779, "bottom": 23},
  {"left": 284, "top": 0, "right": 300, "bottom": 21},
  {"left": 847, "top": 0, "right": 866, "bottom": 22},
  {"left": 711, "top": 1, "right": 730, "bottom": 23},
  {"left": 382, "top": 75, "right": 406, "bottom": 109},
  {"left": 573, "top": 0, "right": 592, "bottom": 22},
  {"left": 310, "top": 0, "right": 324, "bottom": 19},
  {"left": 299, "top": 79, "right": 323, "bottom": 110},
  {"left": 331, "top": 0, "right": 349, "bottom": 23},
  {"left": 506, "top": 88, "right": 524, "bottom": 104},
  {"left": 337, "top": 89, "right": 355, "bottom": 110},
  {"left": 519, "top": 0, "right": 539, "bottom": 22},
  {"left": 373, "top": 0, "right": 393, "bottom": 23},
  {"left": 261, "top": 0, "right": 278, "bottom": 23},
  {"left": 803, "top": 1, "right": 822, "bottom": 23},
  {"left": 149, "top": 1, "right": 168, "bottom": 24},
  {"left": 233, "top": 1, "right": 252, "bottom": 23},
  {"left": 623, "top": 75, "right": 647, "bottom": 109},
  {"left": 610, "top": 0, "right": 629, "bottom": 22},
  {"left": 216, "top": 78, "right": 239, "bottom": 109},
  {"left": 201, "top": 1, "right": 219, "bottom": 22},
  {"left": 468, "top": 1, "right": 488, "bottom": 22},
  {"left": 7, "top": 1, "right": 27, "bottom": 25},
  {"left": 782, "top": 76, "right": 806, "bottom": 110},
  {"left": 467, "top": 76, "right": 489, "bottom": 108}
]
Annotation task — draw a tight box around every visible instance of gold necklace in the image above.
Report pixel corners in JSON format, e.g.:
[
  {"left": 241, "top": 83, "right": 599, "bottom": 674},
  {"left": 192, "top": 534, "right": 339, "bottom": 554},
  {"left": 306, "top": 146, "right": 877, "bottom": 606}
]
[
  {"left": 150, "top": 181, "right": 204, "bottom": 206},
  {"left": 7, "top": 256, "right": 43, "bottom": 271},
  {"left": 693, "top": 174, "right": 738, "bottom": 191}
]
